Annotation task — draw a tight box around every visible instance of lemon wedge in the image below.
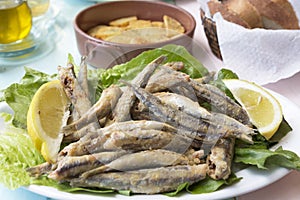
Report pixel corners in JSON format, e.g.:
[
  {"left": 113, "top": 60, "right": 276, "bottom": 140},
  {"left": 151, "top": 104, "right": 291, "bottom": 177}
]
[
  {"left": 27, "top": 80, "right": 70, "bottom": 163},
  {"left": 223, "top": 79, "right": 283, "bottom": 140}
]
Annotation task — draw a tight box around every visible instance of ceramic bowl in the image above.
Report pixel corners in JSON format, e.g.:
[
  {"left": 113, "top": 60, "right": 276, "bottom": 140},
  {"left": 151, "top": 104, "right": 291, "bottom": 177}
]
[{"left": 74, "top": 1, "right": 196, "bottom": 68}]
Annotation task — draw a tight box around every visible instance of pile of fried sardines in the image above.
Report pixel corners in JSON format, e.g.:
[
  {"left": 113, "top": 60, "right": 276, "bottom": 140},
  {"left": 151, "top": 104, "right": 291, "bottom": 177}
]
[{"left": 27, "top": 55, "right": 256, "bottom": 194}]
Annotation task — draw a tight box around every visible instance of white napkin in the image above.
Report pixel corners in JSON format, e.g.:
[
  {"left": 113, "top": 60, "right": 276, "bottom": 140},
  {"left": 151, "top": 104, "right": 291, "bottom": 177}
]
[{"left": 200, "top": 0, "right": 300, "bottom": 85}]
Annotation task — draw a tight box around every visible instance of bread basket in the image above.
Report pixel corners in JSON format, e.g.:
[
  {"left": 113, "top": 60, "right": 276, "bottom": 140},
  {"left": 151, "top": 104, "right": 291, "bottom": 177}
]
[
  {"left": 200, "top": 0, "right": 300, "bottom": 60},
  {"left": 200, "top": 8, "right": 222, "bottom": 60}
]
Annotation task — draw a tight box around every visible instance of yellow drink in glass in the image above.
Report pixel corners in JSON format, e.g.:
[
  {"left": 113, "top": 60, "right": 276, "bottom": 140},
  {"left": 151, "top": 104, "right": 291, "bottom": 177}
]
[
  {"left": 27, "top": 0, "right": 50, "bottom": 17},
  {"left": 0, "top": 1, "right": 32, "bottom": 44}
]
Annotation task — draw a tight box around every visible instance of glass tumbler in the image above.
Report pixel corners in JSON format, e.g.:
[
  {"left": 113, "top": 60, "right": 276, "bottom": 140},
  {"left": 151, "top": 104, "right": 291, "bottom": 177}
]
[
  {"left": 27, "top": 0, "right": 50, "bottom": 17},
  {"left": 0, "top": 0, "right": 32, "bottom": 44}
]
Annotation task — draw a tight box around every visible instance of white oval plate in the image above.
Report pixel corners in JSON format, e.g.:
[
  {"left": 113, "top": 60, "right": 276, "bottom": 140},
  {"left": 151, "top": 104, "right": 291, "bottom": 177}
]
[{"left": 13, "top": 91, "right": 298, "bottom": 200}]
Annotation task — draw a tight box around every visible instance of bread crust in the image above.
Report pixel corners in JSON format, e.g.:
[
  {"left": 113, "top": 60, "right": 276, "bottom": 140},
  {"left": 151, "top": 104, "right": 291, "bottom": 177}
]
[
  {"left": 270, "top": 0, "right": 299, "bottom": 27},
  {"left": 248, "top": 0, "right": 299, "bottom": 29},
  {"left": 207, "top": 0, "right": 299, "bottom": 29},
  {"left": 207, "top": 0, "right": 251, "bottom": 28},
  {"left": 223, "top": 0, "right": 263, "bottom": 28}
]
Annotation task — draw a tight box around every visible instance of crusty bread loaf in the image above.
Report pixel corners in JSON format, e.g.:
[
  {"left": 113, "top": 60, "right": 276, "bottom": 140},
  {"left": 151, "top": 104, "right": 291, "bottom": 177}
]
[
  {"left": 271, "top": 0, "right": 294, "bottom": 11},
  {"left": 248, "top": 0, "right": 299, "bottom": 29},
  {"left": 269, "top": 0, "right": 299, "bottom": 27},
  {"left": 207, "top": 0, "right": 299, "bottom": 29},
  {"left": 223, "top": 0, "right": 263, "bottom": 28},
  {"left": 207, "top": 0, "right": 251, "bottom": 28}
]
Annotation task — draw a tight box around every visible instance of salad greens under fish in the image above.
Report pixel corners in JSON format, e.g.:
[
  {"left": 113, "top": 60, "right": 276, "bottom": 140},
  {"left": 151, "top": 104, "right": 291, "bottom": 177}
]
[{"left": 0, "top": 45, "right": 299, "bottom": 196}]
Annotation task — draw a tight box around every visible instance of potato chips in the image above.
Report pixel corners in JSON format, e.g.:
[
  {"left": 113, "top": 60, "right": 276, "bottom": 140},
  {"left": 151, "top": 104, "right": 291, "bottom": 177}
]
[
  {"left": 163, "top": 15, "right": 185, "bottom": 34},
  {"left": 109, "top": 16, "right": 138, "bottom": 27},
  {"left": 87, "top": 25, "right": 123, "bottom": 40},
  {"left": 87, "top": 15, "right": 185, "bottom": 44}
]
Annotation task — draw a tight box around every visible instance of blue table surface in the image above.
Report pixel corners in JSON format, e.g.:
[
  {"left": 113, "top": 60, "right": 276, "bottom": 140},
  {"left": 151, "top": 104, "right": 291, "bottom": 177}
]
[{"left": 0, "top": 185, "right": 49, "bottom": 200}]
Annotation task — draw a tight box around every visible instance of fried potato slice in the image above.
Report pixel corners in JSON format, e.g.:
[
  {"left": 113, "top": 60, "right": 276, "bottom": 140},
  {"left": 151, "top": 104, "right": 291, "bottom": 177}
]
[
  {"left": 163, "top": 15, "right": 185, "bottom": 33},
  {"left": 126, "top": 20, "right": 152, "bottom": 30},
  {"left": 87, "top": 25, "right": 123, "bottom": 40},
  {"left": 87, "top": 25, "right": 106, "bottom": 37},
  {"left": 106, "top": 27, "right": 179, "bottom": 44},
  {"left": 87, "top": 15, "right": 185, "bottom": 43},
  {"left": 151, "top": 21, "right": 165, "bottom": 28},
  {"left": 109, "top": 16, "right": 138, "bottom": 27}
]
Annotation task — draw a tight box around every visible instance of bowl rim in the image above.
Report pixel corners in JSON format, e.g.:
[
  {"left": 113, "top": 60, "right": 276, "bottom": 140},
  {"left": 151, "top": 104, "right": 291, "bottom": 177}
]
[{"left": 73, "top": 0, "right": 196, "bottom": 47}]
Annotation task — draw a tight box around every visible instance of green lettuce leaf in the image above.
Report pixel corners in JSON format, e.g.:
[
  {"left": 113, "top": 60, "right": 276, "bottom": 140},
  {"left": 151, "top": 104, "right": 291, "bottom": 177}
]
[
  {"left": 234, "top": 146, "right": 300, "bottom": 170},
  {"left": 268, "top": 117, "right": 292, "bottom": 143},
  {"left": 2, "top": 68, "right": 56, "bottom": 128},
  {"left": 188, "top": 174, "right": 242, "bottom": 194},
  {"left": 31, "top": 176, "right": 115, "bottom": 194},
  {"left": 0, "top": 113, "right": 44, "bottom": 189},
  {"left": 98, "top": 44, "right": 209, "bottom": 89},
  {"left": 210, "top": 68, "right": 239, "bottom": 100},
  {"left": 164, "top": 182, "right": 190, "bottom": 197},
  {"left": 217, "top": 68, "right": 239, "bottom": 80}
]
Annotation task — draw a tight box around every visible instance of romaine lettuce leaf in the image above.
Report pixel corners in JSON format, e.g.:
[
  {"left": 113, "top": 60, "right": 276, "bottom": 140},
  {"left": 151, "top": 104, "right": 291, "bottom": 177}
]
[
  {"left": 209, "top": 68, "right": 239, "bottom": 100},
  {"left": 98, "top": 44, "right": 209, "bottom": 89},
  {"left": 234, "top": 146, "right": 300, "bottom": 170},
  {"left": 188, "top": 174, "right": 242, "bottom": 194},
  {"left": 164, "top": 182, "right": 190, "bottom": 197},
  {"left": 2, "top": 68, "right": 56, "bottom": 128},
  {"left": 31, "top": 176, "right": 114, "bottom": 194},
  {"left": 268, "top": 117, "right": 292, "bottom": 143},
  {"left": 0, "top": 113, "right": 44, "bottom": 189}
]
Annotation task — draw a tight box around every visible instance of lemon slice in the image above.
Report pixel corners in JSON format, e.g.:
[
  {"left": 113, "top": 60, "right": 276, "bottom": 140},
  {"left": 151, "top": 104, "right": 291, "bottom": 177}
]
[
  {"left": 27, "top": 80, "right": 70, "bottom": 163},
  {"left": 223, "top": 79, "right": 283, "bottom": 140}
]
